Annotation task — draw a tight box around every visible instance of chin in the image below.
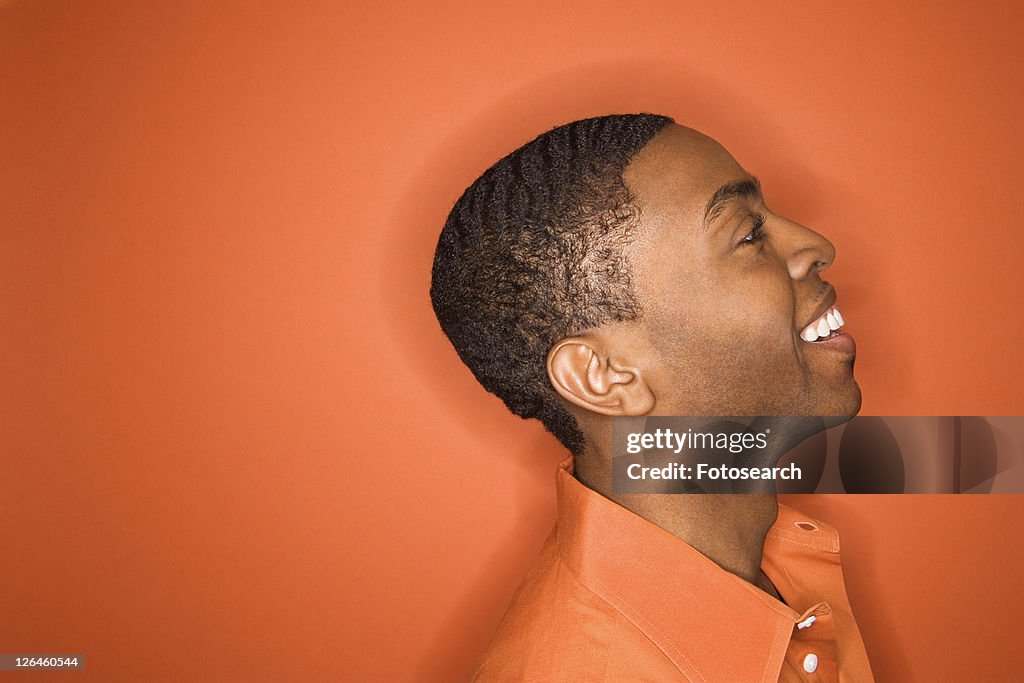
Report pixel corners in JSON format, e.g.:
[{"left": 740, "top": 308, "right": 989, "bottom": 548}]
[{"left": 818, "top": 381, "right": 862, "bottom": 428}]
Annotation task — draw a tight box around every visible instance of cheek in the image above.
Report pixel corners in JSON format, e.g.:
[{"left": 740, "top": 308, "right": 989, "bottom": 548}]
[
  {"left": 731, "top": 277, "right": 795, "bottom": 344},
  {"left": 646, "top": 276, "right": 796, "bottom": 378},
  {"left": 634, "top": 247, "right": 796, "bottom": 371},
  {"left": 687, "top": 268, "right": 795, "bottom": 348}
]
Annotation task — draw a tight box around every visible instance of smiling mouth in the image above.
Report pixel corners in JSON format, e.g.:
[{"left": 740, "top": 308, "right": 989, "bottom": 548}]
[{"left": 800, "top": 306, "right": 845, "bottom": 342}]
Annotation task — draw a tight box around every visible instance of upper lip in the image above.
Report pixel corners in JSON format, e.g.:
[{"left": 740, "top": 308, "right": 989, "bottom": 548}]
[{"left": 799, "top": 286, "right": 837, "bottom": 331}]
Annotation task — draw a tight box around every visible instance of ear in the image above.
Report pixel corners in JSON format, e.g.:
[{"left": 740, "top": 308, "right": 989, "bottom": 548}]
[{"left": 546, "top": 337, "right": 655, "bottom": 416}]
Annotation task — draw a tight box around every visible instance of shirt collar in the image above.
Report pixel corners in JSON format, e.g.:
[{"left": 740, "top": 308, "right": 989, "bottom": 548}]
[{"left": 554, "top": 455, "right": 834, "bottom": 682}]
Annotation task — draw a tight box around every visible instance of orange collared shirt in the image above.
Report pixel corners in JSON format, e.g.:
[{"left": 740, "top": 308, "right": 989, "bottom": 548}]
[{"left": 473, "top": 458, "right": 874, "bottom": 682}]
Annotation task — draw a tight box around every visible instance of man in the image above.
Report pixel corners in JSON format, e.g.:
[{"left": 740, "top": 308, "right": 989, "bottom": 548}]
[{"left": 430, "top": 114, "right": 873, "bottom": 681}]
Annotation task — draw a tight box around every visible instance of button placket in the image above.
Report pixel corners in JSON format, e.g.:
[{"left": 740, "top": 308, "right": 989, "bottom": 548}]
[{"left": 787, "top": 606, "right": 837, "bottom": 680}]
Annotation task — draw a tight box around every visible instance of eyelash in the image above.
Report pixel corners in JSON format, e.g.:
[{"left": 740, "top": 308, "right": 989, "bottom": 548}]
[{"left": 739, "top": 213, "right": 767, "bottom": 246}]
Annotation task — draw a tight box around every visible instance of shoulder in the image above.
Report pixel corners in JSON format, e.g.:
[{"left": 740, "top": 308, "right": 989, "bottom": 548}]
[{"left": 471, "top": 539, "right": 679, "bottom": 682}]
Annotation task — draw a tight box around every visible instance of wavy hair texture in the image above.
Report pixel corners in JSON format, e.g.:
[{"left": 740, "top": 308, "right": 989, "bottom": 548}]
[{"left": 430, "top": 114, "right": 674, "bottom": 454}]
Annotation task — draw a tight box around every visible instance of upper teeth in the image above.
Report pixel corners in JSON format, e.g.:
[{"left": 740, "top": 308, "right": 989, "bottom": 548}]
[{"left": 801, "top": 306, "right": 845, "bottom": 342}]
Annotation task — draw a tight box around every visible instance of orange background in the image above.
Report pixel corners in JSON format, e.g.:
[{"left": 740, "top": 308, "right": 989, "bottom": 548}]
[{"left": 2, "top": 1, "right": 1023, "bottom": 681}]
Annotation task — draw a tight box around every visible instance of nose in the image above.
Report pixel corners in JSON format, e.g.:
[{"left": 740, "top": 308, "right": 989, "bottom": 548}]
[{"left": 779, "top": 219, "right": 836, "bottom": 281}]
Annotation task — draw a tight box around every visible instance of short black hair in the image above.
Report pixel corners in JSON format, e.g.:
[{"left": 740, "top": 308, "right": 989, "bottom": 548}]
[{"left": 430, "top": 113, "right": 674, "bottom": 454}]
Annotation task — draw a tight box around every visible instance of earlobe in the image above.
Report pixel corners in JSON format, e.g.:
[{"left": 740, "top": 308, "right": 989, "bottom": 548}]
[{"left": 547, "top": 338, "right": 655, "bottom": 417}]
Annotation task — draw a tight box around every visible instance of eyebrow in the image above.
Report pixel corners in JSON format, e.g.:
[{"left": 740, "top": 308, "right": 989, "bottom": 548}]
[{"left": 701, "top": 177, "right": 762, "bottom": 231}]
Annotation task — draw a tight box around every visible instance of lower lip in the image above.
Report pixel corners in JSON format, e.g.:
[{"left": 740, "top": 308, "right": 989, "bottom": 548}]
[{"left": 804, "top": 330, "right": 856, "bottom": 355}]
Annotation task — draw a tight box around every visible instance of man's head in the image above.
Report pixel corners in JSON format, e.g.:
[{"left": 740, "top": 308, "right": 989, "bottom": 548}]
[{"left": 431, "top": 115, "right": 859, "bottom": 455}]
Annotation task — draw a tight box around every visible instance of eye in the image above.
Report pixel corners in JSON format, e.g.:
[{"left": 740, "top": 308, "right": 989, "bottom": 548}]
[{"left": 739, "top": 213, "right": 766, "bottom": 246}]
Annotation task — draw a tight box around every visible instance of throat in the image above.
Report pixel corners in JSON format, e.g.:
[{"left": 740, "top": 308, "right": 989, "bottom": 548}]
[{"left": 603, "top": 480, "right": 779, "bottom": 587}]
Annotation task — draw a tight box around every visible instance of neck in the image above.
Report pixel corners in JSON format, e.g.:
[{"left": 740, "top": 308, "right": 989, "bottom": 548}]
[{"left": 575, "top": 432, "right": 780, "bottom": 593}]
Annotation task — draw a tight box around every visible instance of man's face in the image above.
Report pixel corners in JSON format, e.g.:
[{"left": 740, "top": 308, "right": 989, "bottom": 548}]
[{"left": 617, "top": 124, "right": 860, "bottom": 417}]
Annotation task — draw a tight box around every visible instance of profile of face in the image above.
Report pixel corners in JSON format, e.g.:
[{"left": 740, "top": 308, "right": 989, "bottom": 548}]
[{"left": 549, "top": 124, "right": 860, "bottom": 423}]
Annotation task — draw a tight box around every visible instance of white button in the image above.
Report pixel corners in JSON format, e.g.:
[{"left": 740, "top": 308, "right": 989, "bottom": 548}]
[
  {"left": 797, "top": 615, "right": 816, "bottom": 630},
  {"left": 803, "top": 653, "right": 818, "bottom": 673}
]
